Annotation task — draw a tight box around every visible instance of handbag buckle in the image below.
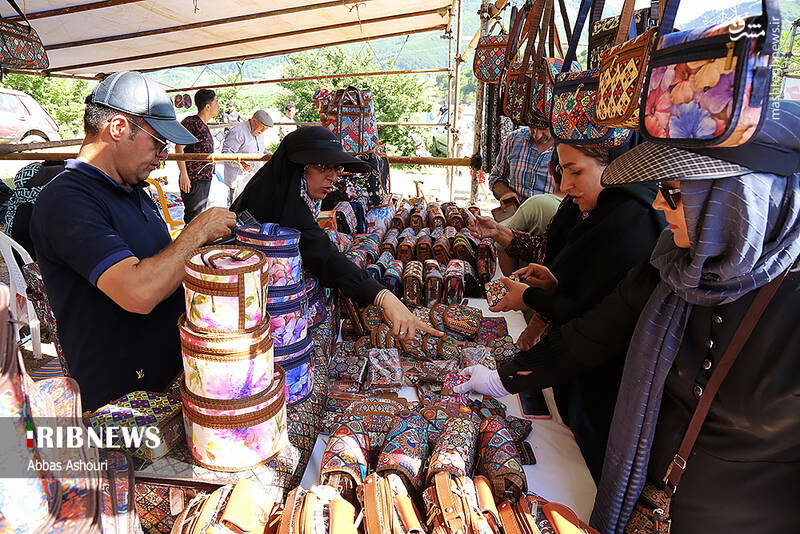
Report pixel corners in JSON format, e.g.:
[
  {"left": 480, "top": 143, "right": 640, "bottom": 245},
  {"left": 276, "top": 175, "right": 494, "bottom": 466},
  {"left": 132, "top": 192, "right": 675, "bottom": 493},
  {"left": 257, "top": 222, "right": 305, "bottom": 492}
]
[{"left": 662, "top": 454, "right": 686, "bottom": 495}]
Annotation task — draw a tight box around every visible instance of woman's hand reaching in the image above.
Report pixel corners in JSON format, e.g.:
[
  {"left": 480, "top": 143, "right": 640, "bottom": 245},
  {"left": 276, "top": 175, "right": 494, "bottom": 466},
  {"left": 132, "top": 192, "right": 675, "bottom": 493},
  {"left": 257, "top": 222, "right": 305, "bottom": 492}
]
[
  {"left": 468, "top": 214, "right": 500, "bottom": 240},
  {"left": 513, "top": 263, "right": 558, "bottom": 292},
  {"left": 378, "top": 290, "right": 443, "bottom": 342}
]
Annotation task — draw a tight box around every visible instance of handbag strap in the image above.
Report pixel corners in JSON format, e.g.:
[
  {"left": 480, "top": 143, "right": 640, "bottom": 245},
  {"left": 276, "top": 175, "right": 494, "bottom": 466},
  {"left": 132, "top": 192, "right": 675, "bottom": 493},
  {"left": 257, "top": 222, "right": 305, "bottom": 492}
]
[
  {"left": 561, "top": 0, "right": 593, "bottom": 72},
  {"left": 612, "top": 0, "right": 639, "bottom": 46},
  {"left": 663, "top": 266, "right": 792, "bottom": 494},
  {"left": 3, "top": 0, "right": 31, "bottom": 26}
]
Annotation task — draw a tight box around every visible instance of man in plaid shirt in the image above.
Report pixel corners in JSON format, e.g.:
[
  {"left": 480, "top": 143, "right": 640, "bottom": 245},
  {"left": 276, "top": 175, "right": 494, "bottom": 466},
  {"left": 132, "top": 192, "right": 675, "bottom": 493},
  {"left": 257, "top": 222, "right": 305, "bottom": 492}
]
[{"left": 489, "top": 126, "right": 555, "bottom": 202}]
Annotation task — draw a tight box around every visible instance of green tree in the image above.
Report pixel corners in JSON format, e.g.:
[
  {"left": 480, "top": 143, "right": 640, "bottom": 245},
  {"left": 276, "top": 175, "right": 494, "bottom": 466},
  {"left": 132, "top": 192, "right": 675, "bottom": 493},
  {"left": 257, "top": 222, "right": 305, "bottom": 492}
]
[
  {"left": 1, "top": 74, "right": 91, "bottom": 138},
  {"left": 277, "top": 47, "right": 436, "bottom": 155}
]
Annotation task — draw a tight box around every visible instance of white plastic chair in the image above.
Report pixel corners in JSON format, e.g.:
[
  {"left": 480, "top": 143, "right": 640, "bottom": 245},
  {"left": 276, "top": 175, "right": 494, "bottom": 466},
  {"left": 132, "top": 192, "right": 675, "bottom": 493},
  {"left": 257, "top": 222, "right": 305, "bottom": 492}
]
[{"left": 0, "top": 232, "right": 41, "bottom": 358}]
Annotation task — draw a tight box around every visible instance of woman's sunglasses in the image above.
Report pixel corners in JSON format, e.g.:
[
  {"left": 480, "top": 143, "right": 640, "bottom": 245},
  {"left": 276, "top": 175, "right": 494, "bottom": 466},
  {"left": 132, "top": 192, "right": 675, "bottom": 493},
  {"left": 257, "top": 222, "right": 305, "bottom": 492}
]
[
  {"left": 658, "top": 182, "right": 681, "bottom": 210},
  {"left": 310, "top": 163, "right": 344, "bottom": 175}
]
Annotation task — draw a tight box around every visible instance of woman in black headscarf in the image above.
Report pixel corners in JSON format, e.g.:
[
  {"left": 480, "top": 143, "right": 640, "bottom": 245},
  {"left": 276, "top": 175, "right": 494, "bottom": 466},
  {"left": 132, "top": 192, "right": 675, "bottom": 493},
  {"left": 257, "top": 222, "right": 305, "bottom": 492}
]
[{"left": 231, "top": 126, "right": 440, "bottom": 341}]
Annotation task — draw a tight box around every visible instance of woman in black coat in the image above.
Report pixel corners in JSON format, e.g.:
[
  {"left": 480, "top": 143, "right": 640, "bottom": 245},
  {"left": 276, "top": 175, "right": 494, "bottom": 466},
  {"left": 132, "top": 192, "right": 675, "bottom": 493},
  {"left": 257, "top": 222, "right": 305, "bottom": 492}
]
[
  {"left": 231, "top": 126, "right": 439, "bottom": 342},
  {"left": 459, "top": 143, "right": 665, "bottom": 479}
]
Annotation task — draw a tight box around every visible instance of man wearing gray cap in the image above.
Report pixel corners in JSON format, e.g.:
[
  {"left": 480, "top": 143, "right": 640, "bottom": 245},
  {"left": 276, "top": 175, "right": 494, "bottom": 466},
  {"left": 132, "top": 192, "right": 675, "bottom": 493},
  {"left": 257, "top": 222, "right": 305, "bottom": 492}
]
[
  {"left": 30, "top": 71, "right": 236, "bottom": 410},
  {"left": 221, "top": 109, "right": 273, "bottom": 203}
]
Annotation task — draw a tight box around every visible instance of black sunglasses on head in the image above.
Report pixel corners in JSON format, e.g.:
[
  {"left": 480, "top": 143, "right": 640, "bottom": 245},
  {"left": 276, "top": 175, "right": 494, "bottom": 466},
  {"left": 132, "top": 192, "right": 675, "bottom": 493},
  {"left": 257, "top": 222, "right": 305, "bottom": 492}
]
[{"left": 658, "top": 182, "right": 681, "bottom": 210}]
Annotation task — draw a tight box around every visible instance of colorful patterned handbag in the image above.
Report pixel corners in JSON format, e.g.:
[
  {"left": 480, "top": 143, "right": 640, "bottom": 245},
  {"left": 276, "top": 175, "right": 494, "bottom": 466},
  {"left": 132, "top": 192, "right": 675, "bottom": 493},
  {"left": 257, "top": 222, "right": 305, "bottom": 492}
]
[
  {"left": 424, "top": 259, "right": 444, "bottom": 307},
  {"left": 444, "top": 260, "right": 466, "bottom": 305},
  {"left": 381, "top": 227, "right": 399, "bottom": 256},
  {"left": 474, "top": 19, "right": 510, "bottom": 83},
  {"left": 398, "top": 235, "right": 418, "bottom": 264},
  {"left": 477, "top": 416, "right": 527, "bottom": 501},
  {"left": 382, "top": 259, "right": 404, "bottom": 298},
  {"left": 475, "top": 238, "right": 498, "bottom": 284},
  {"left": 402, "top": 260, "right": 424, "bottom": 307},
  {"left": 391, "top": 206, "right": 410, "bottom": 231},
  {"left": 443, "top": 304, "right": 483, "bottom": 339},
  {"left": 375, "top": 410, "right": 430, "bottom": 492},
  {"left": 366, "top": 202, "right": 395, "bottom": 234},
  {"left": 317, "top": 86, "right": 379, "bottom": 154},
  {"left": 427, "top": 416, "right": 479, "bottom": 481},
  {"left": 433, "top": 235, "right": 453, "bottom": 266},
  {"left": 89, "top": 391, "right": 184, "bottom": 461},
  {"left": 502, "top": 0, "right": 539, "bottom": 124},
  {"left": 550, "top": 0, "right": 634, "bottom": 147},
  {"left": 0, "top": 0, "right": 49, "bottom": 69},
  {"left": 595, "top": 0, "right": 661, "bottom": 129},
  {"left": 460, "top": 345, "right": 496, "bottom": 370},
  {"left": 640, "top": 0, "right": 780, "bottom": 148},
  {"left": 476, "top": 317, "right": 509, "bottom": 344},
  {"left": 427, "top": 203, "right": 446, "bottom": 228},
  {"left": 319, "top": 418, "right": 372, "bottom": 502},
  {"left": 334, "top": 201, "right": 358, "bottom": 234},
  {"left": 416, "top": 232, "right": 434, "bottom": 261},
  {"left": 588, "top": 2, "right": 655, "bottom": 70}
]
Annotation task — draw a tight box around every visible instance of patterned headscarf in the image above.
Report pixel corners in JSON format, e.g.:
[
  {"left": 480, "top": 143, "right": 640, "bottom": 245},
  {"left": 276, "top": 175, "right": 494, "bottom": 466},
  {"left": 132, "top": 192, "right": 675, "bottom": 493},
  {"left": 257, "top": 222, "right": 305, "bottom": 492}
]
[
  {"left": 300, "top": 170, "right": 322, "bottom": 219},
  {"left": 591, "top": 172, "right": 800, "bottom": 533}
]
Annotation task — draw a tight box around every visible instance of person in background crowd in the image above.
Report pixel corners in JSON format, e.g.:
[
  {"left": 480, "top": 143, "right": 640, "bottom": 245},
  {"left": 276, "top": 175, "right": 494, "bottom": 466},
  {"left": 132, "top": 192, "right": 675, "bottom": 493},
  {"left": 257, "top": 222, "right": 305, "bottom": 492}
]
[
  {"left": 278, "top": 103, "right": 297, "bottom": 141},
  {"left": 176, "top": 88, "right": 219, "bottom": 223},
  {"left": 475, "top": 149, "right": 569, "bottom": 276},
  {"left": 459, "top": 142, "right": 665, "bottom": 481},
  {"left": 4, "top": 161, "right": 65, "bottom": 259},
  {"left": 30, "top": 71, "right": 235, "bottom": 410},
  {"left": 221, "top": 110, "right": 273, "bottom": 203},
  {"left": 231, "top": 126, "right": 441, "bottom": 342},
  {"left": 221, "top": 101, "right": 243, "bottom": 124},
  {"left": 489, "top": 126, "right": 555, "bottom": 202}
]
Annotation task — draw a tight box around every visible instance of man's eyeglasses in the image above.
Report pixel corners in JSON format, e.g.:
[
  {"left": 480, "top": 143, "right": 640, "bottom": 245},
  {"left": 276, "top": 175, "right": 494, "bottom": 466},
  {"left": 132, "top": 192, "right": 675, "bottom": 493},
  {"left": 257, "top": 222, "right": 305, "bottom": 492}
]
[
  {"left": 129, "top": 120, "right": 169, "bottom": 157},
  {"left": 657, "top": 182, "right": 681, "bottom": 210},
  {"left": 310, "top": 163, "right": 344, "bottom": 175}
]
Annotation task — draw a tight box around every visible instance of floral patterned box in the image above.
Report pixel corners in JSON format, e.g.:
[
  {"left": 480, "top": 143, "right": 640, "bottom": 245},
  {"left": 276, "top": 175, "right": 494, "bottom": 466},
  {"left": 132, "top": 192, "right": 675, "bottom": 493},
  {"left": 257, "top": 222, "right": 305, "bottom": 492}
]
[
  {"left": 179, "top": 314, "right": 274, "bottom": 400},
  {"left": 235, "top": 225, "right": 303, "bottom": 287},
  {"left": 180, "top": 367, "right": 287, "bottom": 472},
  {"left": 184, "top": 246, "right": 268, "bottom": 333}
]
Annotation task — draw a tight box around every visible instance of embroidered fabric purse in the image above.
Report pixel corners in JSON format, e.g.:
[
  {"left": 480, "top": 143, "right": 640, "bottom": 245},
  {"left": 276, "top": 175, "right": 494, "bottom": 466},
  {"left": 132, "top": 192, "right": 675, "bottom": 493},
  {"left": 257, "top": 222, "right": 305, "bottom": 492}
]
[
  {"left": 477, "top": 416, "right": 527, "bottom": 501},
  {"left": 319, "top": 86, "right": 379, "bottom": 154},
  {"left": 403, "top": 260, "right": 424, "bottom": 307},
  {"left": 421, "top": 401, "right": 479, "bottom": 446},
  {"left": 319, "top": 418, "right": 372, "bottom": 501},
  {"left": 440, "top": 373, "right": 470, "bottom": 405},
  {"left": 366, "top": 202, "right": 395, "bottom": 235},
  {"left": 460, "top": 346, "right": 496, "bottom": 370},
  {"left": 427, "top": 416, "right": 479, "bottom": 480},
  {"left": 589, "top": 4, "right": 655, "bottom": 70},
  {"left": 0, "top": 0, "right": 49, "bottom": 69},
  {"left": 443, "top": 304, "right": 483, "bottom": 339},
  {"left": 453, "top": 232, "right": 477, "bottom": 264},
  {"left": 474, "top": 19, "right": 510, "bottom": 83},
  {"left": 416, "top": 233, "right": 434, "bottom": 261},
  {"left": 361, "top": 305, "right": 384, "bottom": 330},
  {"left": 382, "top": 259, "right": 404, "bottom": 298},
  {"left": 475, "top": 238, "right": 498, "bottom": 284},
  {"left": 410, "top": 203, "right": 428, "bottom": 233},
  {"left": 433, "top": 235, "right": 453, "bottom": 265},
  {"left": 419, "top": 359, "right": 460, "bottom": 384},
  {"left": 485, "top": 279, "right": 510, "bottom": 308},
  {"left": 595, "top": 0, "right": 661, "bottom": 129},
  {"left": 329, "top": 341, "right": 369, "bottom": 384},
  {"left": 424, "top": 259, "right": 444, "bottom": 307},
  {"left": 381, "top": 228, "right": 399, "bottom": 256},
  {"left": 444, "top": 260, "right": 466, "bottom": 305},
  {"left": 375, "top": 410, "right": 430, "bottom": 491},
  {"left": 640, "top": 0, "right": 779, "bottom": 148},
  {"left": 391, "top": 207, "right": 410, "bottom": 231},
  {"left": 464, "top": 262, "right": 483, "bottom": 298},
  {"left": 334, "top": 201, "right": 358, "bottom": 234},
  {"left": 476, "top": 317, "right": 509, "bottom": 344},
  {"left": 488, "top": 336, "right": 520, "bottom": 367},
  {"left": 398, "top": 236, "right": 418, "bottom": 264},
  {"left": 366, "top": 348, "right": 403, "bottom": 392},
  {"left": 443, "top": 203, "right": 465, "bottom": 230},
  {"left": 427, "top": 203, "right": 446, "bottom": 228}
]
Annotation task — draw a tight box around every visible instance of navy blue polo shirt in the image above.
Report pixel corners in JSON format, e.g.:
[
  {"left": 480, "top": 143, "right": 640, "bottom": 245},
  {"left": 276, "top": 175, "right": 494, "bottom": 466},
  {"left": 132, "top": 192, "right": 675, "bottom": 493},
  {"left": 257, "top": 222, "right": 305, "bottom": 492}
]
[{"left": 30, "top": 160, "right": 183, "bottom": 410}]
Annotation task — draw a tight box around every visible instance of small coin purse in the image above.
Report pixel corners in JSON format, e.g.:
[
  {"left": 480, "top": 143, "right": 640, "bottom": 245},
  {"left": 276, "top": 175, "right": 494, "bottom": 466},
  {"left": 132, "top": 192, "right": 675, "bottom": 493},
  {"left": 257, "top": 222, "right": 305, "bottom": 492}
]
[
  {"left": 443, "top": 304, "right": 483, "bottom": 339},
  {"left": 485, "top": 279, "right": 510, "bottom": 308}
]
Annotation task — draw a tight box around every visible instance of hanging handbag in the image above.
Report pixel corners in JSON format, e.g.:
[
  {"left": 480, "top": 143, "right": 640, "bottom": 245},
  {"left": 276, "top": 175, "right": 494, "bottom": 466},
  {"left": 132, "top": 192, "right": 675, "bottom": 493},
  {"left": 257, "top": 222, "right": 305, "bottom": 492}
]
[
  {"left": 588, "top": 0, "right": 657, "bottom": 70},
  {"left": 502, "top": 0, "right": 537, "bottom": 123},
  {"left": 595, "top": 0, "right": 663, "bottom": 129},
  {"left": 0, "top": 0, "right": 49, "bottom": 69},
  {"left": 318, "top": 86, "right": 379, "bottom": 154},
  {"left": 625, "top": 268, "right": 790, "bottom": 534},
  {"left": 639, "top": 0, "right": 780, "bottom": 148},
  {"left": 474, "top": 19, "right": 510, "bottom": 83},
  {"left": 550, "top": 0, "right": 634, "bottom": 146}
]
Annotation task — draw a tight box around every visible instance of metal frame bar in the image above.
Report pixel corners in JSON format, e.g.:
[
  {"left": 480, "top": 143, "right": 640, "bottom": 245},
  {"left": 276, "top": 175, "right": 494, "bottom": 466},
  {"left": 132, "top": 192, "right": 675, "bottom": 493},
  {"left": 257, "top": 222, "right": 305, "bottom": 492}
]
[
  {"left": 164, "top": 68, "right": 449, "bottom": 93},
  {"left": 5, "top": 0, "right": 144, "bottom": 22},
  {"left": 53, "top": 8, "right": 443, "bottom": 73}
]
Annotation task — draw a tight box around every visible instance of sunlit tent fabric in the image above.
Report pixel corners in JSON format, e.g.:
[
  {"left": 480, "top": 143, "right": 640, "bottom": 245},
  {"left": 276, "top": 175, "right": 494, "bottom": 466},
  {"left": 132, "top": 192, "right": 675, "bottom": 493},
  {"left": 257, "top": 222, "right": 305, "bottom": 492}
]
[{"left": 1, "top": 0, "right": 455, "bottom": 76}]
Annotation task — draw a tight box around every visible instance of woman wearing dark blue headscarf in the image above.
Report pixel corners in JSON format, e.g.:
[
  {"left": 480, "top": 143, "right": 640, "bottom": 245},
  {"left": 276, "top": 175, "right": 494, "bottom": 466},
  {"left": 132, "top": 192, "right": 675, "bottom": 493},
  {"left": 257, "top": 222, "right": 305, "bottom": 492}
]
[{"left": 519, "top": 128, "right": 800, "bottom": 531}]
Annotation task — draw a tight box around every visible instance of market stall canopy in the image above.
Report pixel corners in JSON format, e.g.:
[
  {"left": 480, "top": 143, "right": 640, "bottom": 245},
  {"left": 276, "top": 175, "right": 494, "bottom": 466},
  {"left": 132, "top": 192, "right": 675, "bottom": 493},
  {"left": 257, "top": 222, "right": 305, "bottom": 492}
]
[{"left": 3, "top": 0, "right": 455, "bottom": 77}]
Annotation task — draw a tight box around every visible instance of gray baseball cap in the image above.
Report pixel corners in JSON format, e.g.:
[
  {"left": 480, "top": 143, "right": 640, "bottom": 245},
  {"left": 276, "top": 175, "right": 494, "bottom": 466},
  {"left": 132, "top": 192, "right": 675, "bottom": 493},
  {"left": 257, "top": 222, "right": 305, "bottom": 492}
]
[
  {"left": 88, "top": 71, "right": 197, "bottom": 145},
  {"left": 252, "top": 110, "right": 273, "bottom": 127}
]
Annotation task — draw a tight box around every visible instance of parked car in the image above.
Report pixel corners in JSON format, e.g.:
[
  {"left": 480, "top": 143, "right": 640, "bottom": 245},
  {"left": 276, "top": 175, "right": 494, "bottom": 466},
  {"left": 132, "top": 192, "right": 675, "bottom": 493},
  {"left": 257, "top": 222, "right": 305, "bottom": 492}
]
[{"left": 0, "top": 88, "right": 60, "bottom": 144}]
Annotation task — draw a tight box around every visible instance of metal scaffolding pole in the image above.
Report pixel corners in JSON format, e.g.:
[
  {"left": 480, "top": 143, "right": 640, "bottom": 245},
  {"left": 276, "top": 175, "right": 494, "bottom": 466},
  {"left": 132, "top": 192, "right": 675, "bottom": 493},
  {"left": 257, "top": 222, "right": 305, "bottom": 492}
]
[
  {"left": 450, "top": 0, "right": 464, "bottom": 202},
  {"left": 471, "top": 0, "right": 490, "bottom": 203}
]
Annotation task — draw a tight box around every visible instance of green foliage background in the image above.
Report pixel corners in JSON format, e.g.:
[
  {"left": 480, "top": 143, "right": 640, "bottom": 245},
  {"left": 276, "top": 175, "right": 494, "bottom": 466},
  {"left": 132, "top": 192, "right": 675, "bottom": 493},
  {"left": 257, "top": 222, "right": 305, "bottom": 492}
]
[{"left": 0, "top": 74, "right": 90, "bottom": 138}]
